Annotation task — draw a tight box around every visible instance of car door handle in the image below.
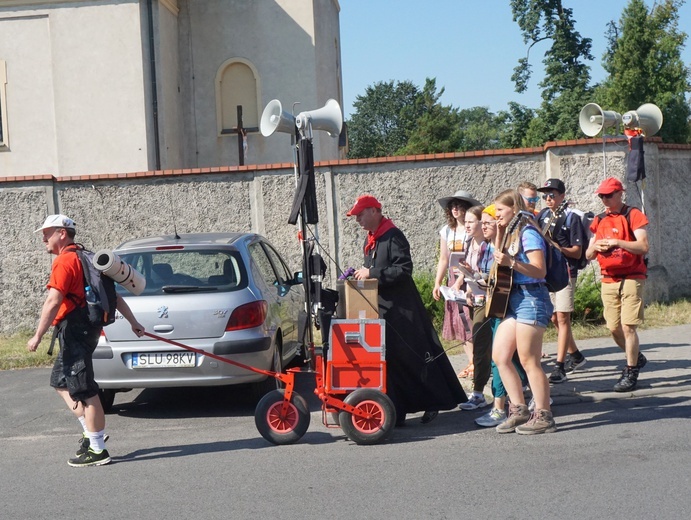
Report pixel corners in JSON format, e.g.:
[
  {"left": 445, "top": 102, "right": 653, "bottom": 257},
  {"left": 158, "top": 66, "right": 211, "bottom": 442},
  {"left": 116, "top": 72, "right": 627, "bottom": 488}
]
[{"left": 153, "top": 325, "right": 174, "bottom": 333}]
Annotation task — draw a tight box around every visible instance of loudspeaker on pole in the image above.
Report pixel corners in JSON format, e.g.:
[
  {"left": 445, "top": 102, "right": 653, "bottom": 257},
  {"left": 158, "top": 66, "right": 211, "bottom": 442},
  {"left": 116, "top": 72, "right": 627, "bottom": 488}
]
[
  {"left": 578, "top": 103, "right": 622, "bottom": 137},
  {"left": 260, "top": 99, "right": 296, "bottom": 137},
  {"left": 622, "top": 103, "right": 663, "bottom": 137},
  {"left": 295, "top": 99, "right": 343, "bottom": 138}
]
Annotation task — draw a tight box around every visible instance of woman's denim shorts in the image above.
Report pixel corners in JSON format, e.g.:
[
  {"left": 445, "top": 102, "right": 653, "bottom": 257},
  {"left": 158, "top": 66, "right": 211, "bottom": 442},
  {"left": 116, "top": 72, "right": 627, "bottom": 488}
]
[{"left": 505, "top": 283, "right": 553, "bottom": 328}]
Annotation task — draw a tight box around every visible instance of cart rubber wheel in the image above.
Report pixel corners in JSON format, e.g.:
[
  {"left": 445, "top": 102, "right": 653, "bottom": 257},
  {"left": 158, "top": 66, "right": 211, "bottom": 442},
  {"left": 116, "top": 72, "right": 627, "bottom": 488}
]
[
  {"left": 338, "top": 389, "right": 396, "bottom": 445},
  {"left": 255, "top": 389, "right": 310, "bottom": 445}
]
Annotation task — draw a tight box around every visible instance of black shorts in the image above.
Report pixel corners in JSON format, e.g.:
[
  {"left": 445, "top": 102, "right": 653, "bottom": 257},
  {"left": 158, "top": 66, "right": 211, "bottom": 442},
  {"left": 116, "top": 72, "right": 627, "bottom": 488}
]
[{"left": 49, "top": 307, "right": 102, "bottom": 402}]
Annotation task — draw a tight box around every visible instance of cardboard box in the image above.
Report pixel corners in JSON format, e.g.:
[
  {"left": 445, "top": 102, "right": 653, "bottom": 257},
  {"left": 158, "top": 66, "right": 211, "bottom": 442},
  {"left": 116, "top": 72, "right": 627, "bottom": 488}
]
[{"left": 336, "top": 279, "right": 379, "bottom": 319}]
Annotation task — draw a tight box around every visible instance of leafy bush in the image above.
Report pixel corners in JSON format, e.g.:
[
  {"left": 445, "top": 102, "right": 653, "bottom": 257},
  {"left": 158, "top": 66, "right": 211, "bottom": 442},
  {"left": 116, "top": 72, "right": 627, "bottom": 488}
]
[
  {"left": 413, "top": 271, "right": 445, "bottom": 330},
  {"left": 573, "top": 268, "right": 604, "bottom": 324}
]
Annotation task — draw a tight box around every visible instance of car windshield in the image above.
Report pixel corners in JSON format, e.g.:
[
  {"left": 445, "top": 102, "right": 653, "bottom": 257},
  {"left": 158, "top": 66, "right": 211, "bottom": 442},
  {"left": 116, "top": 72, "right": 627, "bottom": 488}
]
[{"left": 116, "top": 249, "right": 247, "bottom": 295}]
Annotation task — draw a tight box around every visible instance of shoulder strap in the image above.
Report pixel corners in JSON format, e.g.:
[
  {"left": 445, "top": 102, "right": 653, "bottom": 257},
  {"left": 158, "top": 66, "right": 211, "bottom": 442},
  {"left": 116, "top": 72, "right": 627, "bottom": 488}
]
[{"left": 65, "top": 247, "right": 89, "bottom": 307}]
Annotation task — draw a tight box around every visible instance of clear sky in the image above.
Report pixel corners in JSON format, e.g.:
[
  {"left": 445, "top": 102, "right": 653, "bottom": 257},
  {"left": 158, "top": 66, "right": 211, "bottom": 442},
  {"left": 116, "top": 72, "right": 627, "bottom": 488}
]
[{"left": 339, "top": 0, "right": 691, "bottom": 119}]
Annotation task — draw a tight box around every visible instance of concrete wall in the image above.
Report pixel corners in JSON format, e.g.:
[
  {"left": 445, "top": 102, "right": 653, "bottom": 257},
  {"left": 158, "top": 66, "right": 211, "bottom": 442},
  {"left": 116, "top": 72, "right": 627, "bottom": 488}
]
[
  {"left": 0, "top": 0, "right": 343, "bottom": 177},
  {"left": 0, "top": 0, "right": 151, "bottom": 176},
  {"left": 175, "top": 0, "right": 343, "bottom": 169},
  {"left": 2, "top": 139, "right": 689, "bottom": 334}
]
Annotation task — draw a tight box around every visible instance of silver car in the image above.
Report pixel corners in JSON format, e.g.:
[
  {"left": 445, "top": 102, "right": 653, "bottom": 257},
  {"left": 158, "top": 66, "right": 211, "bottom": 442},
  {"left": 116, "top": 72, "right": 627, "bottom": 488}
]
[{"left": 93, "top": 232, "right": 304, "bottom": 411}]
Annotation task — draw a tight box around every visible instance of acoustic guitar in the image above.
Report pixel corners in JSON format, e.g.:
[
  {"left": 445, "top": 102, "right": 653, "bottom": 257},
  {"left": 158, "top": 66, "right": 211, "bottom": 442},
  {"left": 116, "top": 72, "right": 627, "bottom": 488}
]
[
  {"left": 542, "top": 200, "right": 569, "bottom": 239},
  {"left": 485, "top": 212, "right": 525, "bottom": 319}
]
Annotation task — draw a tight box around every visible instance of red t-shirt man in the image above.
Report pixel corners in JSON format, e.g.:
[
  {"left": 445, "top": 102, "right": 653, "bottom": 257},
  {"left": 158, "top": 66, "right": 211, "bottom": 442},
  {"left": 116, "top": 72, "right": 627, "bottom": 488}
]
[{"left": 47, "top": 246, "right": 86, "bottom": 324}]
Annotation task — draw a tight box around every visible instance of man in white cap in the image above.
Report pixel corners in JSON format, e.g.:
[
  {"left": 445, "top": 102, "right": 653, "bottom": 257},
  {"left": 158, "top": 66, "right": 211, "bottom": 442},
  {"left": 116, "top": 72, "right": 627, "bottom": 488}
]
[{"left": 27, "top": 215, "right": 144, "bottom": 467}]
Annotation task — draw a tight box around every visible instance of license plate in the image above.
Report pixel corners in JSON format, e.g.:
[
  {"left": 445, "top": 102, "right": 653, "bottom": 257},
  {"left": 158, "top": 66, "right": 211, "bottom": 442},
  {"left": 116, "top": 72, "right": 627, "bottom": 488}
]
[{"left": 132, "top": 351, "right": 196, "bottom": 368}]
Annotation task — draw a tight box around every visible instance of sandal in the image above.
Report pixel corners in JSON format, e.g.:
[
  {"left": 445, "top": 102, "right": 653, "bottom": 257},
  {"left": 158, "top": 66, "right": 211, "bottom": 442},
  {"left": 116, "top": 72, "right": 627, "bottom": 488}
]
[
  {"left": 457, "top": 364, "right": 474, "bottom": 379},
  {"left": 420, "top": 410, "right": 438, "bottom": 424}
]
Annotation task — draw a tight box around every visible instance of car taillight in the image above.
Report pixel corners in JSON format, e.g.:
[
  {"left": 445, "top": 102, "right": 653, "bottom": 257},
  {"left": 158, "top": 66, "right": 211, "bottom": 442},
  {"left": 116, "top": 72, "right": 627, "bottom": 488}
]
[{"left": 225, "top": 301, "right": 268, "bottom": 331}]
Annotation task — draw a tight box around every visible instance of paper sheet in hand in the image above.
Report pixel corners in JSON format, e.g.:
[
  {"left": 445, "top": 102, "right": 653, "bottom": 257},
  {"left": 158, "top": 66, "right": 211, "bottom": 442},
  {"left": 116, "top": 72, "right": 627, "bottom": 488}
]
[
  {"left": 439, "top": 285, "right": 467, "bottom": 305},
  {"left": 464, "top": 278, "right": 485, "bottom": 295}
]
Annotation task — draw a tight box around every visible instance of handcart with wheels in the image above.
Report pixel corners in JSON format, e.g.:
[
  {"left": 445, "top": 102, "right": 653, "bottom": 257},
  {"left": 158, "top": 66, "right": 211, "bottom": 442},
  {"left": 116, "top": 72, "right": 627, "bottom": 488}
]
[{"left": 143, "top": 317, "right": 396, "bottom": 446}]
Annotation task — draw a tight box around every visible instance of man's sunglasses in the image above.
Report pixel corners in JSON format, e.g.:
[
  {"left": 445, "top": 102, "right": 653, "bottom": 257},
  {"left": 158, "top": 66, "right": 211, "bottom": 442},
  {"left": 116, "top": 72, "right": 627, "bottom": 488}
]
[
  {"left": 598, "top": 192, "right": 618, "bottom": 200},
  {"left": 523, "top": 196, "right": 540, "bottom": 204},
  {"left": 542, "top": 193, "right": 557, "bottom": 200}
]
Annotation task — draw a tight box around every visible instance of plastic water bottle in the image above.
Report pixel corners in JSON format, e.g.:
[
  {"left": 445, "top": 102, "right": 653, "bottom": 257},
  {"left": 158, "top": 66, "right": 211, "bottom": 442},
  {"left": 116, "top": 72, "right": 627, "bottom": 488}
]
[{"left": 85, "top": 285, "right": 97, "bottom": 304}]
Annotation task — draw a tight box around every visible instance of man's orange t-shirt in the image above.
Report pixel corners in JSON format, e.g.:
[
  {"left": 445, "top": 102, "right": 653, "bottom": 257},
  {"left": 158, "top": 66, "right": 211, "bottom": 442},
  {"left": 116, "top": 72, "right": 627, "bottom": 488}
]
[
  {"left": 590, "top": 206, "right": 648, "bottom": 283},
  {"left": 47, "top": 247, "right": 85, "bottom": 325}
]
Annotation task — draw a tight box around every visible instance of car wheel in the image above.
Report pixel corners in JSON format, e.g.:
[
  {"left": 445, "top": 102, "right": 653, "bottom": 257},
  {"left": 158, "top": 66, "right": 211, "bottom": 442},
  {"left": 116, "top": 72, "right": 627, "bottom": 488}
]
[
  {"left": 98, "top": 389, "right": 116, "bottom": 414},
  {"left": 254, "top": 389, "right": 310, "bottom": 445},
  {"left": 338, "top": 389, "right": 396, "bottom": 445},
  {"left": 250, "top": 339, "right": 284, "bottom": 401}
]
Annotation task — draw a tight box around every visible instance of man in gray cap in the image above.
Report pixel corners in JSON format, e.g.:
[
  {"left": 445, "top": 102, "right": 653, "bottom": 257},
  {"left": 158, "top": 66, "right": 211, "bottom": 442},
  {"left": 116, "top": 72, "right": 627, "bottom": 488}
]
[{"left": 27, "top": 215, "right": 144, "bottom": 467}]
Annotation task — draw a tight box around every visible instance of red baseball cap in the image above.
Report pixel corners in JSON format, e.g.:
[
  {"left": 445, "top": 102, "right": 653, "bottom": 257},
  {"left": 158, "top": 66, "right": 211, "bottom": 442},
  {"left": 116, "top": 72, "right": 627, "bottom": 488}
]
[
  {"left": 346, "top": 194, "right": 382, "bottom": 216},
  {"left": 595, "top": 177, "right": 625, "bottom": 195}
]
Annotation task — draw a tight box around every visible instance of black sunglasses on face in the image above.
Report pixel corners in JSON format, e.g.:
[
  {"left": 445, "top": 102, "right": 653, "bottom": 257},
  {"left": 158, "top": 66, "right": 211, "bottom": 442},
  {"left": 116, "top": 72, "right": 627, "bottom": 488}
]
[{"left": 598, "top": 192, "right": 617, "bottom": 200}]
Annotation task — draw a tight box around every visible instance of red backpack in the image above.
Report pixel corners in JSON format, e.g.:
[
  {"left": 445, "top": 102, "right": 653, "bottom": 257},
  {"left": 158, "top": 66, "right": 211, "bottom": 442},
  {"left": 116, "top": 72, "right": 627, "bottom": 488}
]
[{"left": 591, "top": 205, "right": 645, "bottom": 276}]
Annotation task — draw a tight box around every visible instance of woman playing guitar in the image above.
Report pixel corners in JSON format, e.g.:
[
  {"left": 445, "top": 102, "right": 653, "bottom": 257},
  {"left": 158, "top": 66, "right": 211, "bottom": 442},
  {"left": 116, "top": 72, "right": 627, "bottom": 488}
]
[{"left": 490, "top": 189, "right": 556, "bottom": 435}]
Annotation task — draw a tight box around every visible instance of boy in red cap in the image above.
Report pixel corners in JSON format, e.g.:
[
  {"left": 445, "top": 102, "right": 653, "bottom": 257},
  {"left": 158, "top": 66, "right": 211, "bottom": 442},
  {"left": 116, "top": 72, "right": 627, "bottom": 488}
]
[{"left": 586, "top": 178, "right": 649, "bottom": 392}]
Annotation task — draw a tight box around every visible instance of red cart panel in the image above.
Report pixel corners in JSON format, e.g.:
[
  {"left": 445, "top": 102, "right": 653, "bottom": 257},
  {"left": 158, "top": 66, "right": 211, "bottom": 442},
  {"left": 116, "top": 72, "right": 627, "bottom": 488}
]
[{"left": 325, "top": 319, "right": 386, "bottom": 393}]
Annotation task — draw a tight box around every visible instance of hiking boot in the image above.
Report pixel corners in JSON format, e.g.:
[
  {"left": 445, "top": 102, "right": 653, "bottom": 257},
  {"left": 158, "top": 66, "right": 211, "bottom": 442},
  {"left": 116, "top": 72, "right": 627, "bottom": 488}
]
[
  {"left": 68, "top": 448, "right": 111, "bottom": 468},
  {"left": 636, "top": 353, "right": 647, "bottom": 370},
  {"left": 475, "top": 408, "right": 507, "bottom": 428},
  {"left": 76, "top": 433, "right": 110, "bottom": 457},
  {"left": 496, "top": 403, "right": 530, "bottom": 433},
  {"left": 564, "top": 354, "right": 587, "bottom": 374},
  {"left": 613, "top": 366, "right": 639, "bottom": 392},
  {"left": 459, "top": 393, "right": 490, "bottom": 410},
  {"left": 548, "top": 366, "right": 567, "bottom": 384},
  {"left": 515, "top": 409, "right": 557, "bottom": 435},
  {"left": 528, "top": 397, "right": 553, "bottom": 412}
]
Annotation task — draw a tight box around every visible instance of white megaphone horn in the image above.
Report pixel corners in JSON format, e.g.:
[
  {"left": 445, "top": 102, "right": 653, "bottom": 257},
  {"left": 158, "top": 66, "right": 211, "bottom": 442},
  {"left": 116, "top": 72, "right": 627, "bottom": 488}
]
[
  {"left": 295, "top": 99, "right": 343, "bottom": 138},
  {"left": 578, "top": 103, "right": 622, "bottom": 137},
  {"left": 260, "top": 99, "right": 296, "bottom": 137},
  {"left": 622, "top": 103, "right": 663, "bottom": 137}
]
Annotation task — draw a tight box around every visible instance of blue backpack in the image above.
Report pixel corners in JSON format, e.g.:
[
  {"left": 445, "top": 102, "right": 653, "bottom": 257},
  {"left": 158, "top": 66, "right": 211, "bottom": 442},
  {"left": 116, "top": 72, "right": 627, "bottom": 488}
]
[
  {"left": 517, "top": 221, "right": 570, "bottom": 293},
  {"left": 542, "top": 237, "right": 570, "bottom": 293}
]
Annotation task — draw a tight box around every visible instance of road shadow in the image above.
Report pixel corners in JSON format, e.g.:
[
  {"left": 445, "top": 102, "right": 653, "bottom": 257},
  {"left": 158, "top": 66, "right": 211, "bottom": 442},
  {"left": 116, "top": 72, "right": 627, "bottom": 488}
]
[{"left": 556, "top": 394, "right": 691, "bottom": 432}]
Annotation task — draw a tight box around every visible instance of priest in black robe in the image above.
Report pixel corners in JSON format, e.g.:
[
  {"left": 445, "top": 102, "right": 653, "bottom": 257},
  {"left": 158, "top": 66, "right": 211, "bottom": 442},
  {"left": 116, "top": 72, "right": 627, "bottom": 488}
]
[{"left": 347, "top": 194, "right": 467, "bottom": 426}]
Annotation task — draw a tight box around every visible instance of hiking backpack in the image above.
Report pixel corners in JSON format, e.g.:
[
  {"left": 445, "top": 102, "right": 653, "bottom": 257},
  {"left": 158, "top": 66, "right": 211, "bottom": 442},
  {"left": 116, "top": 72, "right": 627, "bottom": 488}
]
[
  {"left": 518, "top": 222, "right": 570, "bottom": 293},
  {"left": 75, "top": 246, "right": 118, "bottom": 327},
  {"left": 542, "top": 237, "right": 570, "bottom": 292},
  {"left": 564, "top": 209, "right": 594, "bottom": 271}
]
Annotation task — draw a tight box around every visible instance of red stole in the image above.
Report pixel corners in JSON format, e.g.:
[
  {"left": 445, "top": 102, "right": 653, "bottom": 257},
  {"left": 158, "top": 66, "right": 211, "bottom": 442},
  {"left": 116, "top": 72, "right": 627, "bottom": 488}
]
[{"left": 365, "top": 217, "right": 397, "bottom": 254}]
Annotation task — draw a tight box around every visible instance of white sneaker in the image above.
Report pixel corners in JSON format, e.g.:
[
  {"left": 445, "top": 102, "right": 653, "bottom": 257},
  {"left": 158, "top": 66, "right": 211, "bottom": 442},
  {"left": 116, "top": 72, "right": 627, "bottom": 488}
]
[
  {"left": 528, "top": 397, "right": 554, "bottom": 412},
  {"left": 459, "top": 393, "right": 490, "bottom": 410},
  {"left": 475, "top": 408, "right": 507, "bottom": 427}
]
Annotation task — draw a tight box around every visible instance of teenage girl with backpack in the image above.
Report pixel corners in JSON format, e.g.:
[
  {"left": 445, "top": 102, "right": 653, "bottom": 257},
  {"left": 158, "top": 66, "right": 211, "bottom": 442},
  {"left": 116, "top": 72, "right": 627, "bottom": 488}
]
[{"left": 490, "top": 189, "right": 556, "bottom": 435}]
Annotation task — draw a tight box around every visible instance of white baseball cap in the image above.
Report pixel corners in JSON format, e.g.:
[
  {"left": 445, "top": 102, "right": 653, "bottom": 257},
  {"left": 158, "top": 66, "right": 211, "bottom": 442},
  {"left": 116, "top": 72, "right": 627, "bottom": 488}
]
[{"left": 35, "top": 214, "right": 77, "bottom": 233}]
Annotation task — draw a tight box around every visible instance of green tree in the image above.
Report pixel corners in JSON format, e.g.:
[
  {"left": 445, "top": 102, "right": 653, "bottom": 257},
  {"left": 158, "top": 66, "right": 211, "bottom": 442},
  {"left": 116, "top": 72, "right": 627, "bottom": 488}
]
[
  {"left": 345, "top": 80, "right": 424, "bottom": 158},
  {"left": 597, "top": 0, "right": 691, "bottom": 143},
  {"left": 511, "top": 0, "right": 594, "bottom": 145},
  {"left": 396, "top": 79, "right": 463, "bottom": 155},
  {"left": 496, "top": 102, "right": 536, "bottom": 149}
]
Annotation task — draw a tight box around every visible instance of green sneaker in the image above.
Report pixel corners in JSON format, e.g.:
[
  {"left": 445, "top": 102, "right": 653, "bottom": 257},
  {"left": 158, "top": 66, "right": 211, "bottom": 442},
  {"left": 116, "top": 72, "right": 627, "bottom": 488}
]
[
  {"left": 68, "top": 448, "right": 111, "bottom": 468},
  {"left": 76, "top": 433, "right": 109, "bottom": 456}
]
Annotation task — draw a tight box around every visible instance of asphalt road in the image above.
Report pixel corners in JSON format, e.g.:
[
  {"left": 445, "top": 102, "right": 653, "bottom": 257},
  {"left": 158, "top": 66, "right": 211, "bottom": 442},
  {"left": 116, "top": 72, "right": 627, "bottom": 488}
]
[{"left": 2, "top": 366, "right": 690, "bottom": 520}]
